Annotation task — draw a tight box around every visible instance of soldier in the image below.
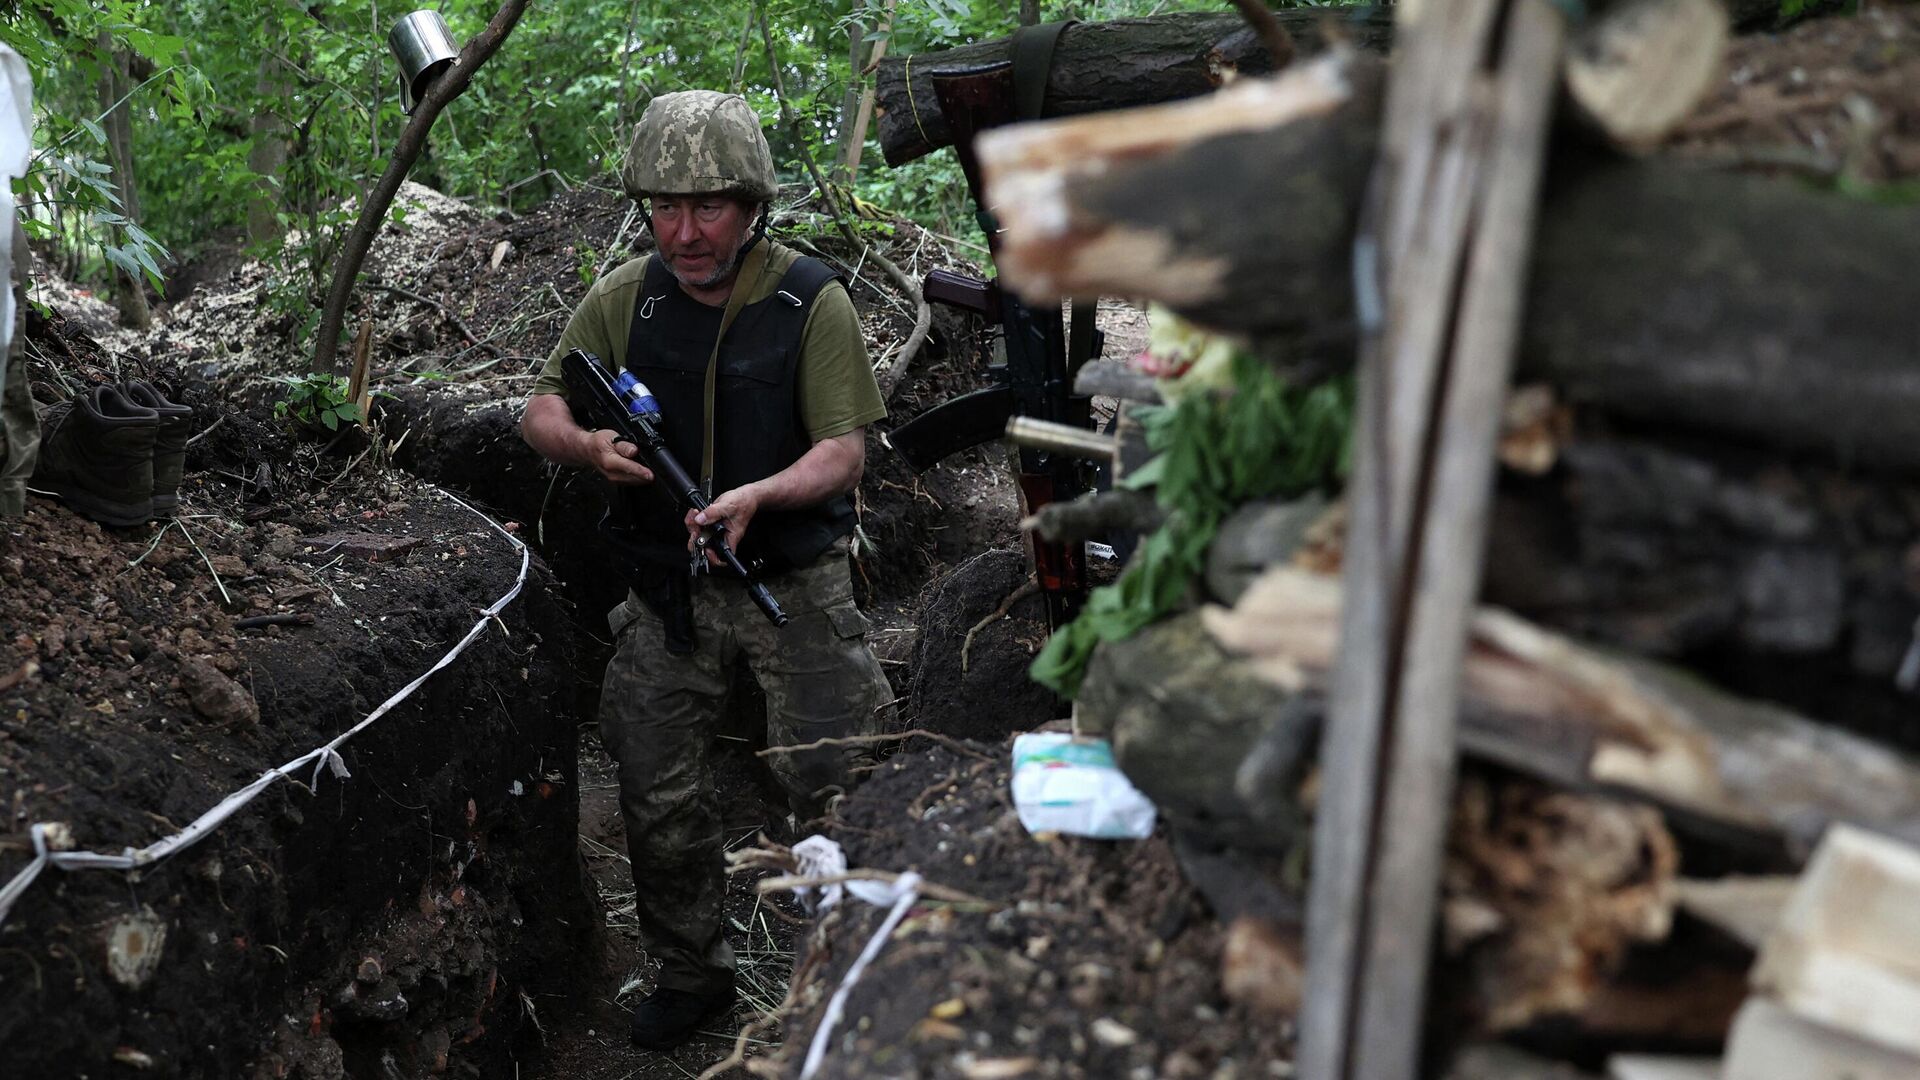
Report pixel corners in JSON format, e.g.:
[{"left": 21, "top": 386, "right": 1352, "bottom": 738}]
[{"left": 520, "top": 91, "right": 893, "bottom": 1050}]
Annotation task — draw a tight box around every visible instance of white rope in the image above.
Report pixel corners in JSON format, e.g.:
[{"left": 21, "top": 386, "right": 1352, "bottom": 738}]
[
  {"left": 795, "top": 834, "right": 922, "bottom": 1080},
  {"left": 0, "top": 489, "right": 530, "bottom": 926}
]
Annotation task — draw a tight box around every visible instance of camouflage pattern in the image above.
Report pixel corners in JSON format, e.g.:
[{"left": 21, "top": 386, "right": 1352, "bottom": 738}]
[
  {"left": 1, "top": 218, "right": 36, "bottom": 517},
  {"left": 619, "top": 90, "right": 778, "bottom": 204},
  {"left": 597, "top": 543, "right": 892, "bottom": 995}
]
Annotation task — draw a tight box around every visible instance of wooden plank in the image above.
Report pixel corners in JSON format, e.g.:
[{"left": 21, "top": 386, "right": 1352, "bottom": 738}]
[
  {"left": 1298, "top": 0, "right": 1568, "bottom": 1076},
  {"left": 1723, "top": 997, "right": 1920, "bottom": 1080}
]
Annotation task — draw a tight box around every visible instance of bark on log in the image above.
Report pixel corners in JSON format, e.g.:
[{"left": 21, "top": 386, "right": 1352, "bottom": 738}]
[
  {"left": 1202, "top": 567, "right": 1920, "bottom": 859},
  {"left": 982, "top": 50, "right": 1386, "bottom": 336},
  {"left": 872, "top": 8, "right": 1394, "bottom": 166},
  {"left": 1480, "top": 426, "right": 1920, "bottom": 754},
  {"left": 979, "top": 53, "right": 1920, "bottom": 472}
]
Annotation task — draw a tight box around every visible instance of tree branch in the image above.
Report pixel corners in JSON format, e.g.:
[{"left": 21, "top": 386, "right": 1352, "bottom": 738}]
[
  {"left": 311, "top": 0, "right": 533, "bottom": 373},
  {"left": 1226, "top": 0, "right": 1294, "bottom": 69},
  {"left": 757, "top": 2, "right": 931, "bottom": 401}
]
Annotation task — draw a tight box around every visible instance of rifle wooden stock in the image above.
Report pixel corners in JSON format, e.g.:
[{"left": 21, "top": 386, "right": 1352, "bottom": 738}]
[{"left": 923, "top": 268, "right": 1001, "bottom": 320}]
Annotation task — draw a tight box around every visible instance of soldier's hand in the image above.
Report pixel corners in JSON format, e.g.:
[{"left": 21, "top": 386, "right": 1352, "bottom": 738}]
[
  {"left": 686, "top": 485, "right": 761, "bottom": 568},
  {"left": 583, "top": 429, "right": 654, "bottom": 485}
]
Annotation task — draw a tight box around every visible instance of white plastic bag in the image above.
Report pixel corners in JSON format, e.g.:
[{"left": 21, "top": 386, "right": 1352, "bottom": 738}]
[{"left": 1010, "top": 732, "right": 1157, "bottom": 840}]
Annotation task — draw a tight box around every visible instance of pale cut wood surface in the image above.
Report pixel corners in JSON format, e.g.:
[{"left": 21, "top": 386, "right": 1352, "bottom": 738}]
[{"left": 1724, "top": 997, "right": 1920, "bottom": 1080}]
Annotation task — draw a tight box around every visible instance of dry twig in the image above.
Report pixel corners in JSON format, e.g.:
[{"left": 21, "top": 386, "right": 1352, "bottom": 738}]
[
  {"left": 757, "top": 728, "right": 990, "bottom": 763},
  {"left": 367, "top": 281, "right": 502, "bottom": 358},
  {"left": 755, "top": 869, "right": 996, "bottom": 908},
  {"left": 961, "top": 574, "right": 1039, "bottom": 673}
]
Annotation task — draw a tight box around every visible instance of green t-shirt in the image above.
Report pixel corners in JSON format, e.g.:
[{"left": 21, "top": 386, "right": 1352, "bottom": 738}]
[{"left": 530, "top": 239, "right": 887, "bottom": 441}]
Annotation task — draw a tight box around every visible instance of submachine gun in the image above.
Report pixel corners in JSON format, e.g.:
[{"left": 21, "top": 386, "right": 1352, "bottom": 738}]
[
  {"left": 883, "top": 25, "right": 1104, "bottom": 631},
  {"left": 561, "top": 348, "right": 788, "bottom": 628}
]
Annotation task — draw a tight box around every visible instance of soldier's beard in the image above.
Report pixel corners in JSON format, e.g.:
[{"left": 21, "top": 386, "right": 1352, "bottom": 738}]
[{"left": 667, "top": 246, "right": 742, "bottom": 290}]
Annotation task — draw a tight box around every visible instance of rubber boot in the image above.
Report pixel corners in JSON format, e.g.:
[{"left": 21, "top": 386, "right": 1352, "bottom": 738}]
[
  {"left": 30, "top": 384, "right": 158, "bottom": 526},
  {"left": 124, "top": 380, "right": 192, "bottom": 514}
]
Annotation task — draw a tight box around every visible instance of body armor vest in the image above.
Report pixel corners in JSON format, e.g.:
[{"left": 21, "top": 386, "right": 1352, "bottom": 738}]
[{"left": 605, "top": 252, "right": 854, "bottom": 574}]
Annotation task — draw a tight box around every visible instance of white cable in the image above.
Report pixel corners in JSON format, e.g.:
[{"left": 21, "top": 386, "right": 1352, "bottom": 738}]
[
  {"left": 0, "top": 488, "right": 530, "bottom": 926},
  {"left": 799, "top": 866, "right": 923, "bottom": 1080}
]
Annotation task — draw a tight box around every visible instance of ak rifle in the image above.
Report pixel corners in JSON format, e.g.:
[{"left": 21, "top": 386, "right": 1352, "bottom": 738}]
[
  {"left": 883, "top": 50, "right": 1102, "bottom": 630},
  {"left": 561, "top": 348, "right": 788, "bottom": 628}
]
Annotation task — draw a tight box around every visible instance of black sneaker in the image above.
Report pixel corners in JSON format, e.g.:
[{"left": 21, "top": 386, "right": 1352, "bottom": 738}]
[
  {"left": 628, "top": 984, "right": 736, "bottom": 1051},
  {"left": 30, "top": 384, "right": 158, "bottom": 527},
  {"left": 123, "top": 381, "right": 192, "bottom": 514}
]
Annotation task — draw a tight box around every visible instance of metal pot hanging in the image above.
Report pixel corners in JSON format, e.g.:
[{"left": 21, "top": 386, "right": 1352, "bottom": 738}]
[{"left": 388, "top": 10, "right": 459, "bottom": 114}]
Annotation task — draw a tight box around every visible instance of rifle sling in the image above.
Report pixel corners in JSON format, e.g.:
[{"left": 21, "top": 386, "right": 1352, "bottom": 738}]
[
  {"left": 700, "top": 241, "right": 771, "bottom": 495},
  {"left": 1008, "top": 21, "right": 1075, "bottom": 122}
]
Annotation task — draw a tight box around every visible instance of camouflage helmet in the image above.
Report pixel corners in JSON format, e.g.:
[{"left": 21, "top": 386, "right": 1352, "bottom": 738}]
[{"left": 620, "top": 90, "right": 778, "bottom": 203}]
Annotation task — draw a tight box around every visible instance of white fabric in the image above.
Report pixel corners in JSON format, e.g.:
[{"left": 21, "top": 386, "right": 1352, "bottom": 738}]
[
  {"left": 791, "top": 834, "right": 850, "bottom": 911},
  {"left": 0, "top": 45, "right": 32, "bottom": 390},
  {"left": 797, "top": 842, "right": 922, "bottom": 1080},
  {"left": 0, "top": 489, "right": 529, "bottom": 927}
]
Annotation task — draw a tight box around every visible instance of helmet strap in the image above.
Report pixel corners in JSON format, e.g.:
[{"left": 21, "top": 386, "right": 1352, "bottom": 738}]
[{"left": 733, "top": 201, "right": 770, "bottom": 264}]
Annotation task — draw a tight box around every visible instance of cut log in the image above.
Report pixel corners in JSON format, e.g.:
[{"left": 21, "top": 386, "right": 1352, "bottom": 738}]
[
  {"left": 1565, "top": 0, "right": 1729, "bottom": 148},
  {"left": 980, "top": 49, "right": 1386, "bottom": 337},
  {"left": 1480, "top": 426, "right": 1920, "bottom": 754},
  {"left": 977, "top": 57, "right": 1920, "bottom": 472},
  {"left": 872, "top": 8, "right": 1395, "bottom": 165},
  {"left": 875, "top": 0, "right": 1804, "bottom": 167},
  {"left": 1202, "top": 567, "right": 1920, "bottom": 856}
]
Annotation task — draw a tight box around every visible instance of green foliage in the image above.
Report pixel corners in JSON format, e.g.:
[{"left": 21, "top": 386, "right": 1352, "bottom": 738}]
[
  {"left": 272, "top": 371, "right": 362, "bottom": 432},
  {"left": 0, "top": 0, "right": 1277, "bottom": 312},
  {"left": 1029, "top": 355, "right": 1355, "bottom": 698}
]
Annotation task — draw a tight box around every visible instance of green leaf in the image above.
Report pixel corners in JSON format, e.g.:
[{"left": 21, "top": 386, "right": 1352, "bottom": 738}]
[
  {"left": 78, "top": 118, "right": 106, "bottom": 145},
  {"left": 321, "top": 409, "right": 339, "bottom": 431}
]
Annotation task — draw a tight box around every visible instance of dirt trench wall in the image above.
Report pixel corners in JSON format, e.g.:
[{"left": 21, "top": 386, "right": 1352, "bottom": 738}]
[{"left": 0, "top": 502, "right": 597, "bottom": 1079}]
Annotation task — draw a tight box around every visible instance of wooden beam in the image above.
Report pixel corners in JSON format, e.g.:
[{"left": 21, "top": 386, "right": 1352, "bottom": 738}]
[{"left": 1297, "top": 0, "right": 1568, "bottom": 1075}]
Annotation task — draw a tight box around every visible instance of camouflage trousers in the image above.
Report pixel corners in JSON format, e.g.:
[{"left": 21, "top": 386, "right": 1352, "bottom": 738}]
[
  {"left": 597, "top": 543, "right": 892, "bottom": 995},
  {"left": 0, "top": 333, "right": 35, "bottom": 518}
]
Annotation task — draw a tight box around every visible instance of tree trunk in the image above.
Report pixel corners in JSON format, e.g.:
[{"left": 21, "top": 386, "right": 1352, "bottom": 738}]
[
  {"left": 247, "top": 53, "right": 289, "bottom": 247},
  {"left": 95, "top": 34, "right": 150, "bottom": 330},
  {"left": 872, "top": 8, "right": 1395, "bottom": 166},
  {"left": 834, "top": 2, "right": 867, "bottom": 182}
]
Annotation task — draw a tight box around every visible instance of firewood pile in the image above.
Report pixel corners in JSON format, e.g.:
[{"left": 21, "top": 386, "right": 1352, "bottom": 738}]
[{"left": 877, "top": 2, "right": 1920, "bottom": 1075}]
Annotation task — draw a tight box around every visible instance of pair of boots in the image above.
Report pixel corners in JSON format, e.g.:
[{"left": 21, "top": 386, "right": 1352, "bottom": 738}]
[{"left": 31, "top": 380, "right": 191, "bottom": 527}]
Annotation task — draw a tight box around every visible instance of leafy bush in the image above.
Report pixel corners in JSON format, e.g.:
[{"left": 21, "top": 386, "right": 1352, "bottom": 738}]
[{"left": 272, "top": 372, "right": 363, "bottom": 433}]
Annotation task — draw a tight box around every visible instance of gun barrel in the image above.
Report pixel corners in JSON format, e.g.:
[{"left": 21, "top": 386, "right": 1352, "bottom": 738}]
[{"left": 1004, "top": 416, "right": 1117, "bottom": 461}]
